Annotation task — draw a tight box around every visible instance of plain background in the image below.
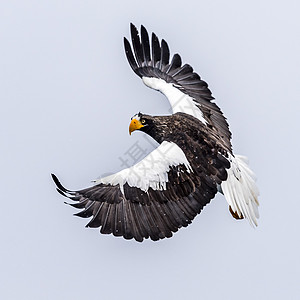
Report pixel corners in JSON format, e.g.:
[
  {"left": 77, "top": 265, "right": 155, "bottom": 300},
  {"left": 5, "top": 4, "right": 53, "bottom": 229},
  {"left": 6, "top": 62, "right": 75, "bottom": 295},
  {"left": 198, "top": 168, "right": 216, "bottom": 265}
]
[{"left": 1, "top": 1, "right": 299, "bottom": 299}]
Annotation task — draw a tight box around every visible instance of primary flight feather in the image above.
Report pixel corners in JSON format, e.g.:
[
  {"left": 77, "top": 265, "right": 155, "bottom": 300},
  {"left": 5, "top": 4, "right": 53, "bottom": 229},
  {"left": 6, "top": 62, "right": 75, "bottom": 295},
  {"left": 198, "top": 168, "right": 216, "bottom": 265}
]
[{"left": 52, "top": 24, "right": 259, "bottom": 242}]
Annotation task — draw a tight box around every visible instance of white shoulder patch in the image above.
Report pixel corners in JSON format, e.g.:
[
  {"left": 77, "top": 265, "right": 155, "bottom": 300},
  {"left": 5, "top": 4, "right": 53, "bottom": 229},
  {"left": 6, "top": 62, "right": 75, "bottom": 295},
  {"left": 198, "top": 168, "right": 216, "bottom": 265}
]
[
  {"left": 142, "top": 77, "right": 207, "bottom": 124},
  {"left": 96, "top": 141, "right": 192, "bottom": 193}
]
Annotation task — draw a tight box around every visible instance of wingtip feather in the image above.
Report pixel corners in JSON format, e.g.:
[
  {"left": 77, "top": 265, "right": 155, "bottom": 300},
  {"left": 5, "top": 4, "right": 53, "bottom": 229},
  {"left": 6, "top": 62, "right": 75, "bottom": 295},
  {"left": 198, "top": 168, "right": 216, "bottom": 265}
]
[{"left": 51, "top": 173, "right": 68, "bottom": 192}]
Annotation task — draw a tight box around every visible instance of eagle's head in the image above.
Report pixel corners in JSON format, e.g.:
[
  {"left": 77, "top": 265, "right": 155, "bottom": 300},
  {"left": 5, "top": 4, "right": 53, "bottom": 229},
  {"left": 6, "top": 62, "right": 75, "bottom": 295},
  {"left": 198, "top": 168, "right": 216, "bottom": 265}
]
[{"left": 129, "top": 112, "right": 155, "bottom": 135}]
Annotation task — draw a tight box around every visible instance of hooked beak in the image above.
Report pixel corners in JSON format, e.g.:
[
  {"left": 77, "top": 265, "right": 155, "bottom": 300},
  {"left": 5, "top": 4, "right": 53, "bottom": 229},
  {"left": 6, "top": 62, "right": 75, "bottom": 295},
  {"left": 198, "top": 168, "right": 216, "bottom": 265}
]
[{"left": 129, "top": 118, "right": 144, "bottom": 135}]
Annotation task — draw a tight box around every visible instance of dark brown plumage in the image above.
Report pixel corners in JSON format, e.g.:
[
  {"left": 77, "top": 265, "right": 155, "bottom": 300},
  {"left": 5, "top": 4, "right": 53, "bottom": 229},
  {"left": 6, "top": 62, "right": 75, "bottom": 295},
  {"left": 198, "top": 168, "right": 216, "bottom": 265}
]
[
  {"left": 52, "top": 113, "right": 230, "bottom": 242},
  {"left": 52, "top": 24, "right": 259, "bottom": 242},
  {"left": 124, "top": 23, "right": 232, "bottom": 148}
]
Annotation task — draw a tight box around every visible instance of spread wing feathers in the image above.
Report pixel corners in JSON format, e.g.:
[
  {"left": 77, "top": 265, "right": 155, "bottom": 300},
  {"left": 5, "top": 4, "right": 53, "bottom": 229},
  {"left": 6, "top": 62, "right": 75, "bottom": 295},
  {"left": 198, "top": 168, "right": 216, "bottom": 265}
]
[
  {"left": 124, "top": 23, "right": 232, "bottom": 150},
  {"left": 52, "top": 141, "right": 230, "bottom": 242}
]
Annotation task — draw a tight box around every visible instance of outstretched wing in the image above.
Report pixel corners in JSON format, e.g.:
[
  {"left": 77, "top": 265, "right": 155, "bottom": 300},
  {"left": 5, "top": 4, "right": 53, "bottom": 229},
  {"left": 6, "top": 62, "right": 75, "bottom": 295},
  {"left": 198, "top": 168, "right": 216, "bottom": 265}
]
[
  {"left": 52, "top": 141, "right": 229, "bottom": 242},
  {"left": 124, "top": 23, "right": 232, "bottom": 151}
]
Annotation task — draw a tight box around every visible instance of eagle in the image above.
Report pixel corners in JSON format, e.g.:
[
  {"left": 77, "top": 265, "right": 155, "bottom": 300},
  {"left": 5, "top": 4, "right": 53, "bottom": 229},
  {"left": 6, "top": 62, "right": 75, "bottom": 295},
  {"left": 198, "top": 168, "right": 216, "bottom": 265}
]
[{"left": 52, "top": 24, "right": 259, "bottom": 242}]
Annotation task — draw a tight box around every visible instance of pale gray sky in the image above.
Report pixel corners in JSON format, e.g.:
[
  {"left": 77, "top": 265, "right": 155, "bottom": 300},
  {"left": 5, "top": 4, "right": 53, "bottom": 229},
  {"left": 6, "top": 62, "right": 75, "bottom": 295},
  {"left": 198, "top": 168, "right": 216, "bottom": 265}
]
[{"left": 1, "top": 1, "right": 300, "bottom": 299}]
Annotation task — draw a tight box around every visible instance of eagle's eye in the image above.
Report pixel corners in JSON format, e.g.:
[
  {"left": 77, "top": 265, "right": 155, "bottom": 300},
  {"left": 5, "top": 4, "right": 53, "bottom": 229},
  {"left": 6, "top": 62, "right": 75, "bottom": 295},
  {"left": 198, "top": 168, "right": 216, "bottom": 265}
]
[{"left": 141, "top": 119, "right": 146, "bottom": 124}]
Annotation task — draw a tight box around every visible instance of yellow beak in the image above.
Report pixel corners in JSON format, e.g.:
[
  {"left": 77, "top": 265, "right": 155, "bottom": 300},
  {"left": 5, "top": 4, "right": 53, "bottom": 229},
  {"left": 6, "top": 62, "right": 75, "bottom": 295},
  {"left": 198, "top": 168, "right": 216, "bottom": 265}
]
[{"left": 129, "top": 118, "right": 144, "bottom": 135}]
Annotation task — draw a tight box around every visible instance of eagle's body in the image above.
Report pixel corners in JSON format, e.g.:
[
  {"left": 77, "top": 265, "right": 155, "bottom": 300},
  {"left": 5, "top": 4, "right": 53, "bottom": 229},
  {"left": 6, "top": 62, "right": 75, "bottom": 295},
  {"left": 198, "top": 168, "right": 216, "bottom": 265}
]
[{"left": 52, "top": 24, "right": 259, "bottom": 242}]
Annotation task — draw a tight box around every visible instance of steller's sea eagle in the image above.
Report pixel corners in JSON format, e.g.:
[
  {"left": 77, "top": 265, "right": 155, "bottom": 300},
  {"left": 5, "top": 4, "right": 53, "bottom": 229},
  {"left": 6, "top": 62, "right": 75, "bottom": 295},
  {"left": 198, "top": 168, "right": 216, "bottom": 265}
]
[{"left": 52, "top": 24, "right": 259, "bottom": 242}]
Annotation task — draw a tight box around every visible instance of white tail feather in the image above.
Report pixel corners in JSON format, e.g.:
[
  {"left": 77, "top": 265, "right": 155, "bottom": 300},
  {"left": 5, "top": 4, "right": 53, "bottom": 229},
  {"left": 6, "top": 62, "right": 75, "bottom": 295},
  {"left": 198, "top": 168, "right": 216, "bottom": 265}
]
[{"left": 221, "top": 154, "right": 260, "bottom": 226}]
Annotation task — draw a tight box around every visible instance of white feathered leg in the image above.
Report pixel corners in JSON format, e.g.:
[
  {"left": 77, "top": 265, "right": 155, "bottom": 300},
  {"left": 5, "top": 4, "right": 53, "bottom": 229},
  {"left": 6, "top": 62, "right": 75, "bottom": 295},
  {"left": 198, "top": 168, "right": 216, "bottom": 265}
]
[{"left": 221, "top": 154, "right": 259, "bottom": 226}]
